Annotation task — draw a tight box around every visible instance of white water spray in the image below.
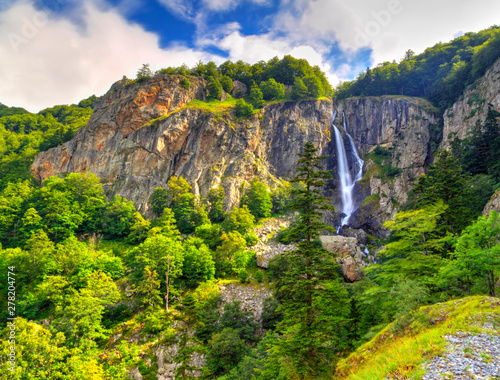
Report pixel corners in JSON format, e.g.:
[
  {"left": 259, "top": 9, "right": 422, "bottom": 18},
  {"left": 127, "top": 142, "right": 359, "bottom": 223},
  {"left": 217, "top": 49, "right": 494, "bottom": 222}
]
[{"left": 331, "top": 111, "right": 364, "bottom": 228}]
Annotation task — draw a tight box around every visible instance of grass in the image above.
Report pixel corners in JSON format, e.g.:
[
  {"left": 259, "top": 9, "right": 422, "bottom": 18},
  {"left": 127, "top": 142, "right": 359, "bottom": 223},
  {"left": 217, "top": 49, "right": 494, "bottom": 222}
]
[{"left": 336, "top": 296, "right": 500, "bottom": 380}]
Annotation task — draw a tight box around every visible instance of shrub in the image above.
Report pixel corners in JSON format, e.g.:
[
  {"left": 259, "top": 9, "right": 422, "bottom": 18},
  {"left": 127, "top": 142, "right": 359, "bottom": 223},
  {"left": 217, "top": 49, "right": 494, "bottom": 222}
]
[
  {"left": 181, "top": 77, "right": 190, "bottom": 89},
  {"left": 234, "top": 99, "right": 254, "bottom": 118}
]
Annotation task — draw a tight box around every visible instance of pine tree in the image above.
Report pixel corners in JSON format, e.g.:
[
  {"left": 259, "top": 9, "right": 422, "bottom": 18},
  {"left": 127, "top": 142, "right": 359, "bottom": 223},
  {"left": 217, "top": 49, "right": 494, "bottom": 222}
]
[{"left": 268, "top": 142, "right": 350, "bottom": 379}]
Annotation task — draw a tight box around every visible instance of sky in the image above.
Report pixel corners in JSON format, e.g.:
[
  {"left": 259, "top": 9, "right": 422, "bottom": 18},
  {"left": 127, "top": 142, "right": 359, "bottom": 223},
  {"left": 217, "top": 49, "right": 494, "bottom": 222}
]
[{"left": 0, "top": 0, "right": 499, "bottom": 112}]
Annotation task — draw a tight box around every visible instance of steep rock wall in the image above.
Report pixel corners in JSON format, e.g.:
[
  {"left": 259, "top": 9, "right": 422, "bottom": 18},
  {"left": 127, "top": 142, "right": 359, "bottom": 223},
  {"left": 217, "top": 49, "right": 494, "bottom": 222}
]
[
  {"left": 31, "top": 77, "right": 440, "bottom": 233},
  {"left": 333, "top": 96, "right": 441, "bottom": 235},
  {"left": 440, "top": 58, "right": 500, "bottom": 149}
]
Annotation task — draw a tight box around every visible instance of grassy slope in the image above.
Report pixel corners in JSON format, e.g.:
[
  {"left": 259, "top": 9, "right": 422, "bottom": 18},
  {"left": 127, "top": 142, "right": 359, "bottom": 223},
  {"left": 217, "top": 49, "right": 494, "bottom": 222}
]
[{"left": 336, "top": 296, "right": 500, "bottom": 380}]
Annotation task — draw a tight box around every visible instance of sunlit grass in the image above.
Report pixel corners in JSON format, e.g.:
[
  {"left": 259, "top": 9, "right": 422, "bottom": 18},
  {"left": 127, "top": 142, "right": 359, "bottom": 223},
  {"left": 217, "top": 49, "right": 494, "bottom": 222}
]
[{"left": 336, "top": 296, "right": 500, "bottom": 380}]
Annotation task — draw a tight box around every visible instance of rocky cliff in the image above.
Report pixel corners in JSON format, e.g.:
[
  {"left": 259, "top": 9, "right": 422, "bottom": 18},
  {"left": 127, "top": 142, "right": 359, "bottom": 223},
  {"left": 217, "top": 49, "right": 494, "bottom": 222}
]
[
  {"left": 440, "top": 58, "right": 500, "bottom": 149},
  {"left": 31, "top": 76, "right": 441, "bottom": 234},
  {"left": 333, "top": 96, "right": 441, "bottom": 235}
]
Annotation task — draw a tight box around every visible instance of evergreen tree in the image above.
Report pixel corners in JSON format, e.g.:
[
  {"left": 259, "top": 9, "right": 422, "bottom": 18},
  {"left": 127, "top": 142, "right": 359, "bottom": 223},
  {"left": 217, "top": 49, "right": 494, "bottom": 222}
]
[
  {"left": 267, "top": 142, "right": 350, "bottom": 379},
  {"left": 207, "top": 186, "right": 225, "bottom": 223},
  {"left": 207, "top": 76, "right": 223, "bottom": 99}
]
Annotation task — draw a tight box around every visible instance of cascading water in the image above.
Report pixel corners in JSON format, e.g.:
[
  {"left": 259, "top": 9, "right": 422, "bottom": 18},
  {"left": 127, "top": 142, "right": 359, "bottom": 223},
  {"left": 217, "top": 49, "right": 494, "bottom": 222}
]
[{"left": 331, "top": 111, "right": 364, "bottom": 229}]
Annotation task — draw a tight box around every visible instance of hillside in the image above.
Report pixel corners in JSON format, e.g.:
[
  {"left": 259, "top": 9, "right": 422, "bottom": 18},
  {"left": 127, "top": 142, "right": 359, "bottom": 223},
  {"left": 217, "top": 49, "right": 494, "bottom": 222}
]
[{"left": 337, "top": 296, "right": 500, "bottom": 379}]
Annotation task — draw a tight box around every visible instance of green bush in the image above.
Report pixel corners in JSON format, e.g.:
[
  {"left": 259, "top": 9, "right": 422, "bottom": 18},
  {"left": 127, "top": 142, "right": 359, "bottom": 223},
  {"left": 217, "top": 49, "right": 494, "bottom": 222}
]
[
  {"left": 181, "top": 77, "right": 190, "bottom": 89},
  {"left": 234, "top": 99, "right": 254, "bottom": 118}
]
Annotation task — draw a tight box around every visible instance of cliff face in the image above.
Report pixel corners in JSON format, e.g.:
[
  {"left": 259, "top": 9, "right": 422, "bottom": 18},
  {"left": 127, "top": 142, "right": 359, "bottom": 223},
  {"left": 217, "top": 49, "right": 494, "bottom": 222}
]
[
  {"left": 32, "top": 76, "right": 333, "bottom": 214},
  {"left": 333, "top": 96, "right": 441, "bottom": 235},
  {"left": 31, "top": 76, "right": 440, "bottom": 234},
  {"left": 440, "top": 58, "right": 500, "bottom": 150}
]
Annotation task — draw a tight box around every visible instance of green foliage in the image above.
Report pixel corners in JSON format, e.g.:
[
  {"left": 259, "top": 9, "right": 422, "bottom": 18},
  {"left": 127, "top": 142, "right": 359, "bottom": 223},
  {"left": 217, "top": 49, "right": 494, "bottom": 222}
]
[
  {"left": 207, "top": 76, "right": 223, "bottom": 99},
  {"left": 234, "top": 99, "right": 254, "bottom": 118},
  {"left": 248, "top": 82, "right": 265, "bottom": 108},
  {"left": 181, "top": 77, "right": 190, "bottom": 89},
  {"left": 150, "top": 187, "right": 169, "bottom": 216},
  {"left": 99, "top": 195, "right": 136, "bottom": 239},
  {"left": 444, "top": 211, "right": 500, "bottom": 296},
  {"left": 261, "top": 297, "right": 282, "bottom": 330},
  {"left": 208, "top": 186, "right": 225, "bottom": 223},
  {"left": 181, "top": 237, "right": 216, "bottom": 288},
  {"left": 335, "top": 26, "right": 500, "bottom": 111},
  {"left": 267, "top": 142, "right": 350, "bottom": 378},
  {"left": 290, "top": 77, "right": 308, "bottom": 100},
  {"left": 207, "top": 328, "right": 247, "bottom": 377},
  {"left": 0, "top": 98, "right": 93, "bottom": 190},
  {"left": 136, "top": 63, "right": 153, "bottom": 82},
  {"left": 137, "top": 266, "right": 162, "bottom": 309},
  {"left": 409, "top": 150, "right": 476, "bottom": 233},
  {"left": 0, "top": 318, "right": 106, "bottom": 379},
  {"left": 214, "top": 231, "right": 252, "bottom": 276},
  {"left": 241, "top": 178, "right": 272, "bottom": 219},
  {"left": 270, "top": 181, "right": 291, "bottom": 214},
  {"left": 134, "top": 234, "right": 184, "bottom": 311},
  {"left": 222, "top": 205, "right": 255, "bottom": 235},
  {"left": 260, "top": 78, "right": 285, "bottom": 100},
  {"left": 220, "top": 75, "right": 234, "bottom": 93},
  {"left": 174, "top": 294, "right": 206, "bottom": 379}
]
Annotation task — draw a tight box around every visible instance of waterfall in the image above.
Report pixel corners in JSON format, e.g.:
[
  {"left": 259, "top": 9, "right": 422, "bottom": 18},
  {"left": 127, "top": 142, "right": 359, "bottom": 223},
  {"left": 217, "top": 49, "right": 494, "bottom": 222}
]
[{"left": 332, "top": 111, "right": 364, "bottom": 228}]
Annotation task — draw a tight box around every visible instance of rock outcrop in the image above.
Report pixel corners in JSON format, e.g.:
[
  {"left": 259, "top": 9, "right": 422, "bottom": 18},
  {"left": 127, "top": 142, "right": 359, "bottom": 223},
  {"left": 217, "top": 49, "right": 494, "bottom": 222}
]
[
  {"left": 440, "top": 58, "right": 500, "bottom": 150},
  {"left": 31, "top": 75, "right": 441, "bottom": 233},
  {"left": 483, "top": 189, "right": 500, "bottom": 216},
  {"left": 319, "top": 235, "right": 378, "bottom": 282}
]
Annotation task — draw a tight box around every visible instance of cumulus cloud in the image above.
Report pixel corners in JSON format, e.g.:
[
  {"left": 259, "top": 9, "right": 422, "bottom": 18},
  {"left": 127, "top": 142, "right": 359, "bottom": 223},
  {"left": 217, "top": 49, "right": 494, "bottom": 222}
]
[
  {"left": 272, "top": 0, "right": 500, "bottom": 67},
  {"left": 0, "top": 1, "right": 215, "bottom": 112}
]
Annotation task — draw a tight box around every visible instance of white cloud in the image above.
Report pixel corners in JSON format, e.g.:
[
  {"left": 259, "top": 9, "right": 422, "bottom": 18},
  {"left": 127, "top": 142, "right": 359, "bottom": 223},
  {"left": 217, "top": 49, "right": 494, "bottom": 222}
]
[
  {"left": 0, "top": 1, "right": 215, "bottom": 112},
  {"left": 272, "top": 0, "right": 500, "bottom": 70}
]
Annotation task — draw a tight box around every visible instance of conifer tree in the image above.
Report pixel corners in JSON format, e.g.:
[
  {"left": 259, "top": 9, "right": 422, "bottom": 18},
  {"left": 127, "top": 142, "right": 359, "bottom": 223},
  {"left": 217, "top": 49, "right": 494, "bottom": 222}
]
[{"left": 268, "top": 141, "right": 350, "bottom": 379}]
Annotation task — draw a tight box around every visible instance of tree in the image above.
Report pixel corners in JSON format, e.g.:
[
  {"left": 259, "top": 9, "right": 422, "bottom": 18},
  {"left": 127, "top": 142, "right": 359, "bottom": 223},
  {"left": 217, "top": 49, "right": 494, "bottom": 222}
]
[
  {"left": 181, "top": 238, "right": 215, "bottom": 288},
  {"left": 150, "top": 187, "right": 169, "bottom": 216},
  {"left": 449, "top": 211, "right": 500, "bottom": 296},
  {"left": 207, "top": 76, "right": 223, "bottom": 99},
  {"left": 220, "top": 75, "right": 234, "bottom": 93},
  {"left": 137, "top": 63, "right": 153, "bottom": 82},
  {"left": 206, "top": 328, "right": 246, "bottom": 377},
  {"left": 234, "top": 99, "right": 254, "bottom": 118},
  {"left": 174, "top": 294, "right": 206, "bottom": 380},
  {"left": 260, "top": 78, "right": 285, "bottom": 100},
  {"left": 207, "top": 186, "right": 225, "bottom": 223},
  {"left": 137, "top": 266, "right": 162, "bottom": 309},
  {"left": 136, "top": 235, "right": 184, "bottom": 311},
  {"left": 241, "top": 178, "right": 272, "bottom": 219},
  {"left": 214, "top": 231, "right": 251, "bottom": 276},
  {"left": 98, "top": 195, "right": 136, "bottom": 239},
  {"left": 248, "top": 82, "right": 265, "bottom": 108},
  {"left": 380, "top": 201, "right": 451, "bottom": 287},
  {"left": 290, "top": 77, "right": 308, "bottom": 100},
  {"left": 303, "top": 75, "right": 324, "bottom": 98},
  {"left": 222, "top": 205, "right": 255, "bottom": 236},
  {"left": 268, "top": 141, "right": 350, "bottom": 379}
]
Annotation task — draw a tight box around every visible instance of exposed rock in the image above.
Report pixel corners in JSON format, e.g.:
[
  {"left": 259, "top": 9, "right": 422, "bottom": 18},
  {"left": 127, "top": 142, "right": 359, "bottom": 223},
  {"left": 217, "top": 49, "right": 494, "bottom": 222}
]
[
  {"left": 231, "top": 80, "right": 248, "bottom": 97},
  {"left": 342, "top": 228, "right": 369, "bottom": 245},
  {"left": 129, "top": 368, "right": 143, "bottom": 380},
  {"left": 218, "top": 282, "right": 272, "bottom": 323},
  {"left": 483, "top": 189, "right": 500, "bottom": 216},
  {"left": 319, "top": 235, "right": 366, "bottom": 282},
  {"left": 31, "top": 75, "right": 441, "bottom": 234},
  {"left": 440, "top": 57, "right": 500, "bottom": 150},
  {"left": 333, "top": 96, "right": 441, "bottom": 235}
]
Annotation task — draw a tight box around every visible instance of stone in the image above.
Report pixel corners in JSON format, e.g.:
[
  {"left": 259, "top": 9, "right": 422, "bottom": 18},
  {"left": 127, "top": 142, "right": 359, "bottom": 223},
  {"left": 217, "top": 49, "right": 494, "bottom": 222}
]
[
  {"left": 231, "top": 80, "right": 248, "bottom": 97},
  {"left": 483, "top": 189, "right": 500, "bottom": 216},
  {"left": 129, "top": 368, "right": 143, "bottom": 380}
]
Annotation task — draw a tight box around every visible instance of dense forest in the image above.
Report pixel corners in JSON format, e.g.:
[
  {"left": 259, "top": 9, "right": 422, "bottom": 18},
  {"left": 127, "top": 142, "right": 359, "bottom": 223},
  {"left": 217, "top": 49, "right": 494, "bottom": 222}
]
[
  {"left": 1, "top": 30, "right": 500, "bottom": 379},
  {"left": 335, "top": 25, "right": 500, "bottom": 111}
]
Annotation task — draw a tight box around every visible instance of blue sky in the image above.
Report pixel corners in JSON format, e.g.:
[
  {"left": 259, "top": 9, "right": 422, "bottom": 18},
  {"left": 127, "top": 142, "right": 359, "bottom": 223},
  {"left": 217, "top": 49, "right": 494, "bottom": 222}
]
[{"left": 1, "top": 0, "right": 499, "bottom": 111}]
